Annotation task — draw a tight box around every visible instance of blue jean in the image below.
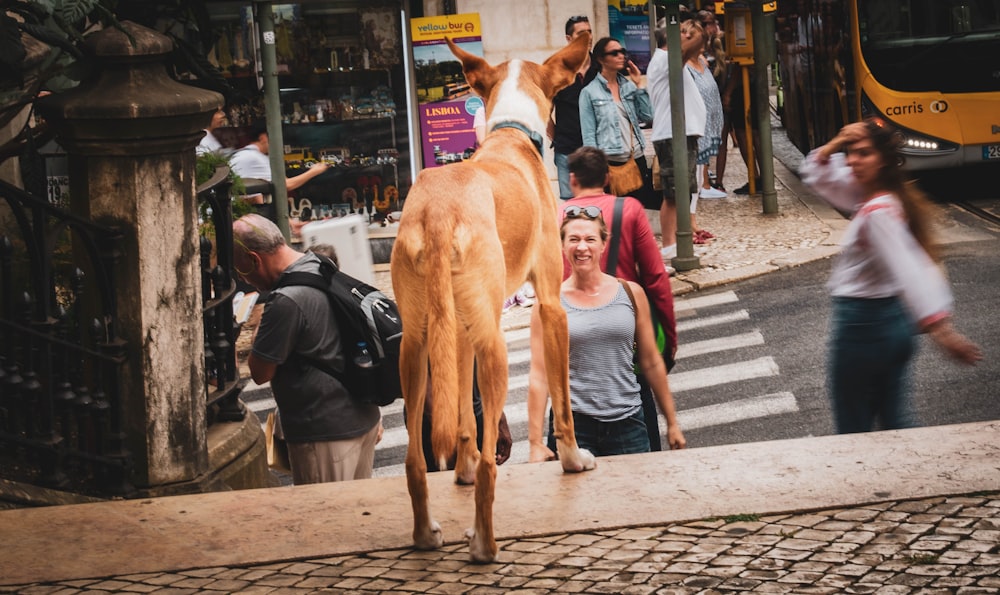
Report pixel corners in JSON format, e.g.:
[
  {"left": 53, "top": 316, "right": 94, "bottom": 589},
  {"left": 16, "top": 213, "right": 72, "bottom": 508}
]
[
  {"left": 554, "top": 151, "right": 573, "bottom": 200},
  {"left": 569, "top": 408, "right": 650, "bottom": 457},
  {"left": 828, "top": 296, "right": 917, "bottom": 434}
]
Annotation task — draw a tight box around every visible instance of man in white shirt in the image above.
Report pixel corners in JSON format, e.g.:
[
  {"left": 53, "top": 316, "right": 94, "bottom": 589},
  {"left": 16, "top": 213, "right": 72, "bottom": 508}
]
[
  {"left": 229, "top": 121, "right": 330, "bottom": 195},
  {"left": 646, "top": 20, "right": 707, "bottom": 260},
  {"left": 196, "top": 109, "right": 228, "bottom": 157}
]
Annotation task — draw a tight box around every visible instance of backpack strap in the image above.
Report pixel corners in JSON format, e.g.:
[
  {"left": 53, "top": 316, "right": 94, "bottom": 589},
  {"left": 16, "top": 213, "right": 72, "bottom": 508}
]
[
  {"left": 271, "top": 257, "right": 355, "bottom": 384},
  {"left": 605, "top": 196, "right": 625, "bottom": 275}
]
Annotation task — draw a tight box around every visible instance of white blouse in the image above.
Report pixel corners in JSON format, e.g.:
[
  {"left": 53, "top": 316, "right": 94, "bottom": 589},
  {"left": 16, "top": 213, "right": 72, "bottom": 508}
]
[{"left": 800, "top": 150, "right": 952, "bottom": 329}]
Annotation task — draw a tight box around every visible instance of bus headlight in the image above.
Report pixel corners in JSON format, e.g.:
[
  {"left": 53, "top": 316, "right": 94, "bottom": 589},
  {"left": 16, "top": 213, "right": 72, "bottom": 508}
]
[{"left": 862, "top": 98, "right": 957, "bottom": 156}]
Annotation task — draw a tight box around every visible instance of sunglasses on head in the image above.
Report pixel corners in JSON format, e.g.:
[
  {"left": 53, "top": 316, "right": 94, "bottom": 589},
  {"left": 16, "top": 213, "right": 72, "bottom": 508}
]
[
  {"left": 564, "top": 205, "right": 603, "bottom": 220},
  {"left": 603, "top": 48, "right": 628, "bottom": 57}
]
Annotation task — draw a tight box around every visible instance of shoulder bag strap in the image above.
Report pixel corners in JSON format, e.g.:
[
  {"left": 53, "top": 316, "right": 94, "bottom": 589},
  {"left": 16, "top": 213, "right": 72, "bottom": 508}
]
[{"left": 605, "top": 196, "right": 626, "bottom": 275}]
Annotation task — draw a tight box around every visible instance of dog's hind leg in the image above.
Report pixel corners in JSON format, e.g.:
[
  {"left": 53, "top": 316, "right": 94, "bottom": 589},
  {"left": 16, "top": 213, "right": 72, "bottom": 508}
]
[
  {"left": 465, "top": 327, "right": 507, "bottom": 563},
  {"left": 400, "top": 335, "right": 442, "bottom": 550},
  {"left": 452, "top": 342, "right": 479, "bottom": 485}
]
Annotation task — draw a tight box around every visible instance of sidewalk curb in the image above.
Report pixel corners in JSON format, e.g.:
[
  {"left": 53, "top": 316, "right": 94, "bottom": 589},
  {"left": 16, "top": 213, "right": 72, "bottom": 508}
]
[{"left": 3, "top": 420, "right": 997, "bottom": 586}]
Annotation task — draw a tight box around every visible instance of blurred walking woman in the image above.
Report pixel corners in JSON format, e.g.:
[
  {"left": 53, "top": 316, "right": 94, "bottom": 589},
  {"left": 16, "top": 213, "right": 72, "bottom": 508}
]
[
  {"left": 800, "top": 119, "right": 981, "bottom": 434},
  {"left": 527, "top": 206, "right": 684, "bottom": 460},
  {"left": 579, "top": 38, "right": 653, "bottom": 191}
]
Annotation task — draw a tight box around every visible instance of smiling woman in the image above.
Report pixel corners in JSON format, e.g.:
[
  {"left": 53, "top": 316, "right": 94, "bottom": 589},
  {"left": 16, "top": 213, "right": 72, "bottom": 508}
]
[{"left": 526, "top": 210, "right": 686, "bottom": 462}]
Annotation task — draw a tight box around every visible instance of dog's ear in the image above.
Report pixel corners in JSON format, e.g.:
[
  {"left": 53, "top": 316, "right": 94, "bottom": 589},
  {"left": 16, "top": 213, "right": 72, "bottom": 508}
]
[
  {"left": 540, "top": 32, "right": 591, "bottom": 97},
  {"left": 445, "top": 37, "right": 499, "bottom": 100}
]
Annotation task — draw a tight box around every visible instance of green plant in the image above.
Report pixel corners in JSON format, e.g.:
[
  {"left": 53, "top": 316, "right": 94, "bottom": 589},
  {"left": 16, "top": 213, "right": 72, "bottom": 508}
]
[{"left": 196, "top": 152, "right": 252, "bottom": 236}]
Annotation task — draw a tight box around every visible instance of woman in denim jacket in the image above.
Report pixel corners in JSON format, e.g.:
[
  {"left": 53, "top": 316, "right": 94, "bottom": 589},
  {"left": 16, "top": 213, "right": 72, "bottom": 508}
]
[{"left": 579, "top": 37, "right": 653, "bottom": 193}]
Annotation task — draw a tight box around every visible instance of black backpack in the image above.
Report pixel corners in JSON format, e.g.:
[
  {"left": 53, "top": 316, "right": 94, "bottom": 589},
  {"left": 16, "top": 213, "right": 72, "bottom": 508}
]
[{"left": 272, "top": 255, "right": 402, "bottom": 406}]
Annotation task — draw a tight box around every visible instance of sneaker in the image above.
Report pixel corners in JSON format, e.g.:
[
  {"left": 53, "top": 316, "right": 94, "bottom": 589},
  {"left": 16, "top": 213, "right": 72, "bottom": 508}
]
[
  {"left": 516, "top": 291, "right": 535, "bottom": 308},
  {"left": 734, "top": 178, "right": 762, "bottom": 195},
  {"left": 660, "top": 244, "right": 677, "bottom": 260},
  {"left": 520, "top": 282, "right": 535, "bottom": 299},
  {"left": 502, "top": 294, "right": 518, "bottom": 313},
  {"left": 699, "top": 187, "right": 727, "bottom": 199}
]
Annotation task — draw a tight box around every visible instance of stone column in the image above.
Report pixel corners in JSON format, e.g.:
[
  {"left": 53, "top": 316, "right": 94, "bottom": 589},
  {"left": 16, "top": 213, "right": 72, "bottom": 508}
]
[{"left": 37, "top": 22, "right": 223, "bottom": 490}]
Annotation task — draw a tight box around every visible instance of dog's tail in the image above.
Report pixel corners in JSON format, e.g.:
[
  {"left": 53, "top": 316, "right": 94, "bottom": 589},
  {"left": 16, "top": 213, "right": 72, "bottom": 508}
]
[{"left": 425, "top": 220, "right": 459, "bottom": 470}]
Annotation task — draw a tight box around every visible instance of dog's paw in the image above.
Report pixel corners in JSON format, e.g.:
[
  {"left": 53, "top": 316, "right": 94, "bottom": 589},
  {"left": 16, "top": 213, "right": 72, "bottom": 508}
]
[
  {"left": 560, "top": 447, "right": 596, "bottom": 473},
  {"left": 414, "top": 520, "right": 444, "bottom": 550},
  {"left": 465, "top": 527, "right": 498, "bottom": 563}
]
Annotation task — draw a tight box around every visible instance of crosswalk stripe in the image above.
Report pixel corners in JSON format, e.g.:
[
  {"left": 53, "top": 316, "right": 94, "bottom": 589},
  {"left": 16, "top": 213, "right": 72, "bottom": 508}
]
[
  {"left": 507, "top": 347, "right": 531, "bottom": 366},
  {"left": 505, "top": 327, "right": 531, "bottom": 344},
  {"left": 676, "top": 331, "right": 764, "bottom": 360},
  {"left": 675, "top": 392, "right": 798, "bottom": 430},
  {"left": 674, "top": 290, "right": 739, "bottom": 313},
  {"left": 668, "top": 357, "right": 779, "bottom": 393},
  {"left": 676, "top": 309, "right": 750, "bottom": 332}
]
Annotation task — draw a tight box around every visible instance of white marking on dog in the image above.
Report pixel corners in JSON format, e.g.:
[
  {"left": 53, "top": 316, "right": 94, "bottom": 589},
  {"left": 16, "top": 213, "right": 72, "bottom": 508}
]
[{"left": 486, "top": 60, "right": 547, "bottom": 138}]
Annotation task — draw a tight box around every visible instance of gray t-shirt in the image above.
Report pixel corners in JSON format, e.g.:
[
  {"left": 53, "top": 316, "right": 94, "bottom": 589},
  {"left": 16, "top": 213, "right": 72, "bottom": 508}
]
[{"left": 252, "top": 253, "right": 380, "bottom": 442}]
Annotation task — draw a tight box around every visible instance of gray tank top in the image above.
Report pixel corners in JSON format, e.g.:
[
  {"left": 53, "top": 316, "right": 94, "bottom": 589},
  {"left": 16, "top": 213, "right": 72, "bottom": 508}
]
[{"left": 561, "top": 283, "right": 641, "bottom": 422}]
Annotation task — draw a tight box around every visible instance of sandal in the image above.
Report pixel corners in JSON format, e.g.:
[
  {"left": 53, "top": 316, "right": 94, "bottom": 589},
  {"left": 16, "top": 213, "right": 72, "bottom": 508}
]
[
  {"left": 698, "top": 229, "right": 715, "bottom": 240},
  {"left": 693, "top": 231, "right": 708, "bottom": 245}
]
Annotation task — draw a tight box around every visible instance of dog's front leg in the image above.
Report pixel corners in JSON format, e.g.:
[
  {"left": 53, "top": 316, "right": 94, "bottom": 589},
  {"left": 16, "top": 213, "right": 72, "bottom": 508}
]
[{"left": 535, "top": 303, "right": 596, "bottom": 473}]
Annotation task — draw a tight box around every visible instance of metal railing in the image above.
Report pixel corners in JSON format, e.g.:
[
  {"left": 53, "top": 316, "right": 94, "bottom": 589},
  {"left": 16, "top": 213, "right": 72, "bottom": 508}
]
[
  {"left": 0, "top": 165, "right": 248, "bottom": 498},
  {"left": 198, "top": 166, "right": 246, "bottom": 424},
  {"left": 0, "top": 179, "right": 133, "bottom": 496}
]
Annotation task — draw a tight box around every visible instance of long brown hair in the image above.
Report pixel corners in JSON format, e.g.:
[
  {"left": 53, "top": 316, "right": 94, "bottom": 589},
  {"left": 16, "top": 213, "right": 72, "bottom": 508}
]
[{"left": 865, "top": 118, "right": 941, "bottom": 261}]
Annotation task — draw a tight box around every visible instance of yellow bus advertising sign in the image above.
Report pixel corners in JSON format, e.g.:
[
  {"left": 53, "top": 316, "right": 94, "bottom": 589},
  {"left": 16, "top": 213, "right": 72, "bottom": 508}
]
[{"left": 411, "top": 14, "right": 481, "bottom": 44}]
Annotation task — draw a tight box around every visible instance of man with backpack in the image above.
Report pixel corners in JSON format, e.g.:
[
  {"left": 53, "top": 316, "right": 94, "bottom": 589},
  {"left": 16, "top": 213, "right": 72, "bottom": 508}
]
[{"left": 233, "top": 214, "right": 382, "bottom": 484}]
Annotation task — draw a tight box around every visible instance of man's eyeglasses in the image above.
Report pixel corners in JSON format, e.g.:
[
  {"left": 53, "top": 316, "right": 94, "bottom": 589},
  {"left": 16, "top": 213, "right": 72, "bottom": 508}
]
[
  {"left": 603, "top": 49, "right": 628, "bottom": 57},
  {"left": 564, "top": 205, "right": 603, "bottom": 220},
  {"left": 234, "top": 251, "right": 257, "bottom": 278}
]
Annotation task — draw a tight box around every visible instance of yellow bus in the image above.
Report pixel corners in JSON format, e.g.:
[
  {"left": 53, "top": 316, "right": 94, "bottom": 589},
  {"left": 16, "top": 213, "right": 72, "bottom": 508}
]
[{"left": 777, "top": 0, "right": 1000, "bottom": 170}]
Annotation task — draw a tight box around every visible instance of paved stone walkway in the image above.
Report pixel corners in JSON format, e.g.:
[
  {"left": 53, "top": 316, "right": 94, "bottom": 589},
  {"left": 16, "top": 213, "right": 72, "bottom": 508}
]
[{"left": 10, "top": 493, "right": 998, "bottom": 594}]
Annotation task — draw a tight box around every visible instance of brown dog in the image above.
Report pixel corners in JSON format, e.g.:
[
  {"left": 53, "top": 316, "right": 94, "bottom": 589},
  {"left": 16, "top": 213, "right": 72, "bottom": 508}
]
[{"left": 390, "top": 35, "right": 596, "bottom": 563}]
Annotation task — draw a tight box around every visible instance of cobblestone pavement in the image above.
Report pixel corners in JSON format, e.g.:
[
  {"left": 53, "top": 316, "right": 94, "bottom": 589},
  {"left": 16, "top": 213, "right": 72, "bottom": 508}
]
[{"left": 10, "top": 493, "right": 998, "bottom": 594}]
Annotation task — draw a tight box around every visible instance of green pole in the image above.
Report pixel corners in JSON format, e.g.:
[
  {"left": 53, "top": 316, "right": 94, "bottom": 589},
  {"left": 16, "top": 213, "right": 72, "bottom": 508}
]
[
  {"left": 255, "top": 1, "right": 291, "bottom": 240},
  {"left": 752, "top": 0, "right": 778, "bottom": 214},
  {"left": 664, "top": 2, "right": 699, "bottom": 271}
]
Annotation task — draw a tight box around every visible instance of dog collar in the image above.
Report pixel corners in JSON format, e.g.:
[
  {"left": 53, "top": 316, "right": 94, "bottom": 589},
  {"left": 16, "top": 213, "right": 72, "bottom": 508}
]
[{"left": 492, "top": 121, "right": 545, "bottom": 157}]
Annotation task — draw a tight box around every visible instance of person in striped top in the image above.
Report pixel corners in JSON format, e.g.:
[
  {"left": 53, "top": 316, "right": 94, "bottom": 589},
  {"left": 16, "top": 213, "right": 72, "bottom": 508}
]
[{"left": 527, "top": 207, "right": 685, "bottom": 460}]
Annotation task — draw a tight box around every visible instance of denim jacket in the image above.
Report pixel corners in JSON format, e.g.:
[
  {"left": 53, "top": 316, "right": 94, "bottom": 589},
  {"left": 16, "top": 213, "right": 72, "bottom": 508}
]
[{"left": 579, "top": 72, "right": 653, "bottom": 159}]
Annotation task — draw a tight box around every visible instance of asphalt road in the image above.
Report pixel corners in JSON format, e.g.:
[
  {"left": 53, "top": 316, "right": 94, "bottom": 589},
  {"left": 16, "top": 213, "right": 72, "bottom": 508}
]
[{"left": 246, "top": 184, "right": 1000, "bottom": 481}]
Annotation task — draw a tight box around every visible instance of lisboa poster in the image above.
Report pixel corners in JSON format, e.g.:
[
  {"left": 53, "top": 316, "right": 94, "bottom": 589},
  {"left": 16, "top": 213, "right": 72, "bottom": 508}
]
[{"left": 410, "top": 13, "right": 484, "bottom": 169}]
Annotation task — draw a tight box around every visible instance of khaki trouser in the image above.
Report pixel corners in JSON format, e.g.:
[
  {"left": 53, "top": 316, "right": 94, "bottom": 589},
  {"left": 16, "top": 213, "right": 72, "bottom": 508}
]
[{"left": 287, "top": 421, "right": 380, "bottom": 485}]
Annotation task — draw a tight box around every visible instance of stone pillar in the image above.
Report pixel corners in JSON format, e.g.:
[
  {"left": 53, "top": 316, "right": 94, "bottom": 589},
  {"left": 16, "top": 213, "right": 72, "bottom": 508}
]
[{"left": 36, "top": 22, "right": 223, "bottom": 490}]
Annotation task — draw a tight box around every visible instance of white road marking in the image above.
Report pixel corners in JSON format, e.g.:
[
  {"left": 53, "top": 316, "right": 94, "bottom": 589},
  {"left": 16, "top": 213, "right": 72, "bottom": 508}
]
[
  {"left": 676, "top": 309, "right": 750, "bottom": 332},
  {"left": 675, "top": 331, "right": 765, "bottom": 360},
  {"left": 668, "top": 357, "right": 780, "bottom": 393},
  {"left": 675, "top": 392, "right": 799, "bottom": 430},
  {"left": 674, "top": 290, "right": 739, "bottom": 313}
]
